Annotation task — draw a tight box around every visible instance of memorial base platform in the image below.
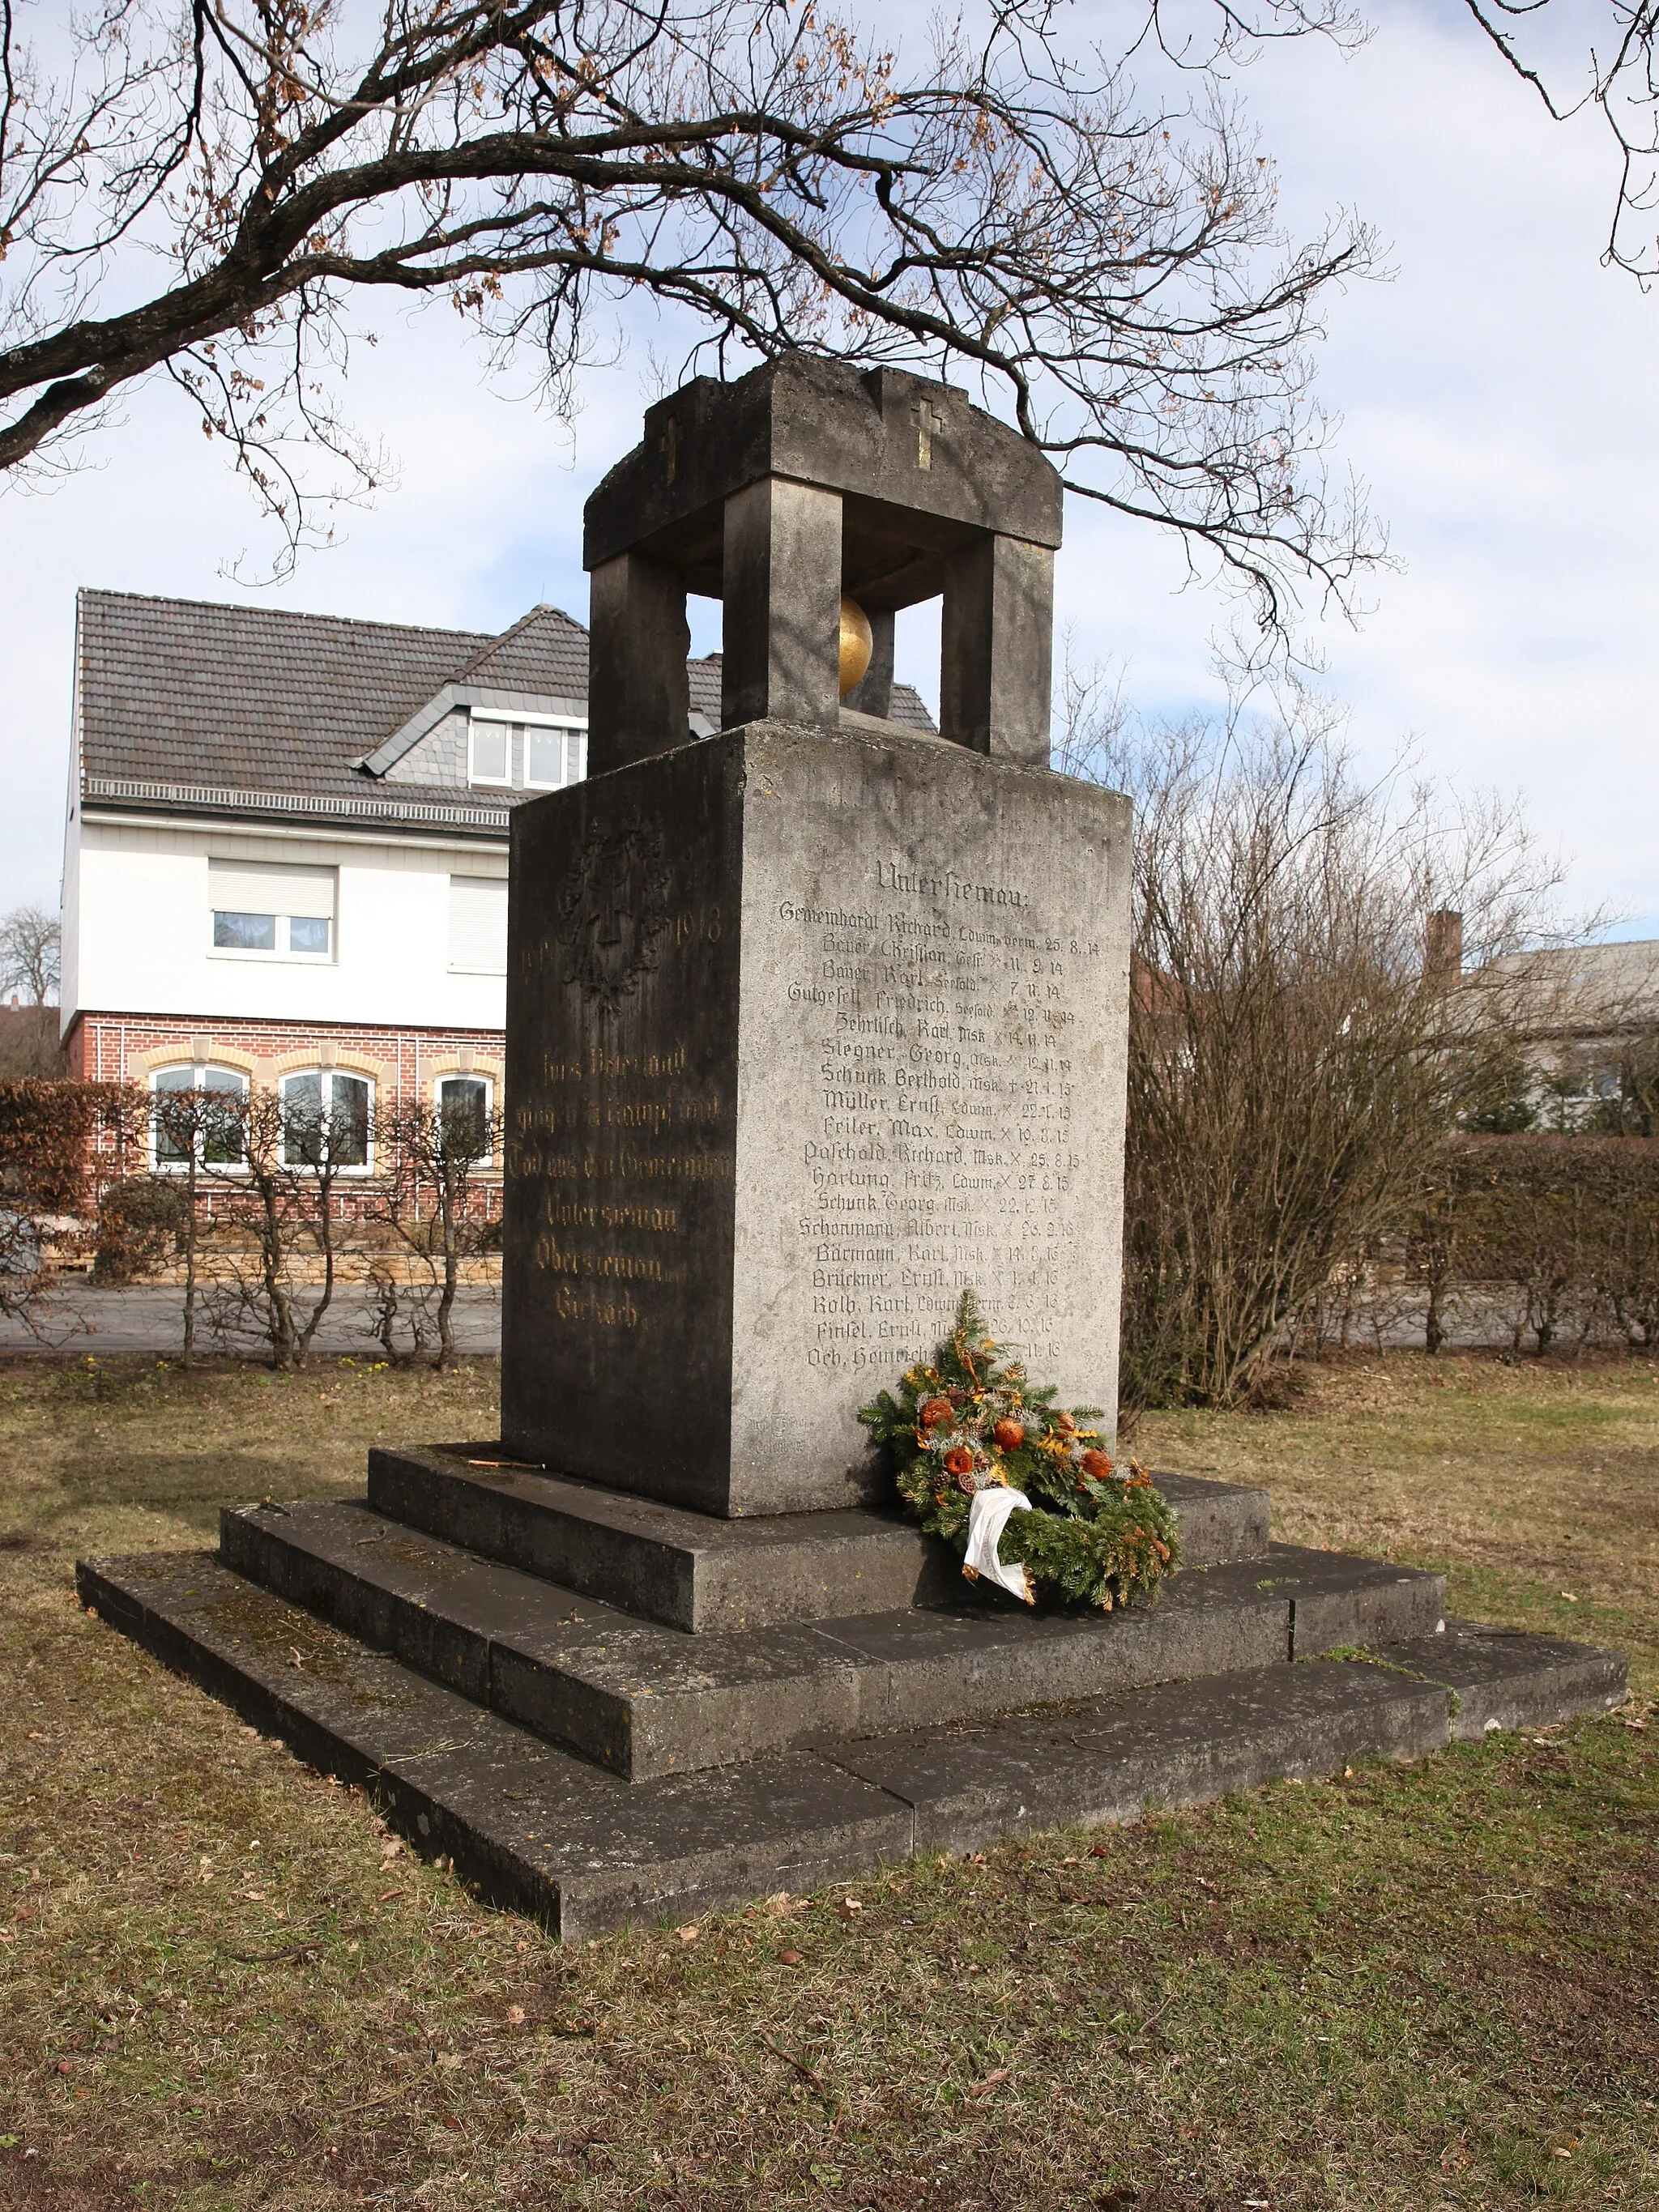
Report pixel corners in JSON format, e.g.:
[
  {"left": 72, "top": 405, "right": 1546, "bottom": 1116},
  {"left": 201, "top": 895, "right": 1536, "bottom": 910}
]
[{"left": 77, "top": 1449, "right": 1626, "bottom": 1939}]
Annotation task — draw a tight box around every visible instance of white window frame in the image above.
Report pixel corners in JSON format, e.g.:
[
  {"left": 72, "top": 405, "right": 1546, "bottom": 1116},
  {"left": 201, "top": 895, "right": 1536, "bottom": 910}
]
[
  {"left": 466, "top": 713, "right": 514, "bottom": 788},
  {"left": 278, "top": 1068, "right": 375, "bottom": 1174},
  {"left": 468, "top": 709, "right": 588, "bottom": 793},
  {"left": 208, "top": 863, "right": 337, "bottom": 965},
  {"left": 521, "top": 721, "right": 588, "bottom": 791},
  {"left": 435, "top": 1072, "right": 496, "bottom": 1167},
  {"left": 210, "top": 911, "right": 335, "bottom": 961},
  {"left": 149, "top": 1063, "right": 250, "bottom": 1173}
]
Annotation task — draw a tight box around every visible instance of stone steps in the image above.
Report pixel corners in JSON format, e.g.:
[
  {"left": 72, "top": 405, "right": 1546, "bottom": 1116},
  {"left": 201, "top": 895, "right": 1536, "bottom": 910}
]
[
  {"left": 218, "top": 1494, "right": 1445, "bottom": 1781},
  {"left": 366, "top": 1447, "right": 1273, "bottom": 1632},
  {"left": 75, "top": 1549, "right": 1627, "bottom": 1942}
]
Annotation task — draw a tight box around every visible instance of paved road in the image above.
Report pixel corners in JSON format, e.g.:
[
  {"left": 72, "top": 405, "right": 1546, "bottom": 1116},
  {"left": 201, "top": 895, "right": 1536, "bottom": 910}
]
[
  {"left": 0, "top": 1282, "right": 502, "bottom": 1357},
  {"left": 0, "top": 1281, "right": 1591, "bottom": 1362}
]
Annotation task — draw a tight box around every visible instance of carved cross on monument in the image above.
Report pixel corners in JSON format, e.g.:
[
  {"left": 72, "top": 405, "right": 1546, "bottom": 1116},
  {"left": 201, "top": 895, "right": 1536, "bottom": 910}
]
[{"left": 911, "top": 394, "right": 944, "bottom": 470}]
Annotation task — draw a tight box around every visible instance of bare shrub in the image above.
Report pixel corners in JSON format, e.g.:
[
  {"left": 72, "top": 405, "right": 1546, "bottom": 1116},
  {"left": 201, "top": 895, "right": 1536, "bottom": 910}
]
[
  {"left": 365, "top": 1095, "right": 504, "bottom": 1370},
  {"left": 200, "top": 1088, "right": 368, "bottom": 1370},
  {"left": 1063, "top": 666, "right": 1566, "bottom": 1409},
  {"left": 1404, "top": 1136, "right": 1659, "bottom": 1357},
  {"left": 93, "top": 1177, "right": 190, "bottom": 1288}
]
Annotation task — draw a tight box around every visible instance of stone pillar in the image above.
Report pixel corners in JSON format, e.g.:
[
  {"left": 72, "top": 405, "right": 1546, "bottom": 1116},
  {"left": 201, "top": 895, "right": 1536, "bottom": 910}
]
[
  {"left": 586, "top": 550, "right": 691, "bottom": 777},
  {"left": 721, "top": 477, "right": 843, "bottom": 731},
  {"left": 842, "top": 608, "right": 895, "bottom": 719},
  {"left": 501, "top": 719, "right": 1132, "bottom": 1513},
  {"left": 938, "top": 535, "right": 1055, "bottom": 766}
]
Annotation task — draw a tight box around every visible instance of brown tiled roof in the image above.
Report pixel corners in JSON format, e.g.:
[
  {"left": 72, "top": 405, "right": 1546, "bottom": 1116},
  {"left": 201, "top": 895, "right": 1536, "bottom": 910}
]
[
  {"left": 77, "top": 589, "right": 498, "bottom": 802},
  {"left": 77, "top": 590, "right": 936, "bottom": 834},
  {"left": 454, "top": 605, "right": 590, "bottom": 696}
]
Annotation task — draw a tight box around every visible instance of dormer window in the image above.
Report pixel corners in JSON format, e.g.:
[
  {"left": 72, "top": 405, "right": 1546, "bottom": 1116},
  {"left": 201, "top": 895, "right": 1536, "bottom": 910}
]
[
  {"left": 468, "top": 715, "right": 512, "bottom": 786},
  {"left": 467, "top": 711, "right": 586, "bottom": 792}
]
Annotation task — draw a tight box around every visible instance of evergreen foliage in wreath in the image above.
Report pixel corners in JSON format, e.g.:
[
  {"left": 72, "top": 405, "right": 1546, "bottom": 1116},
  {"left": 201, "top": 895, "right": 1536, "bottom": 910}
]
[{"left": 859, "top": 1292, "right": 1179, "bottom": 1611}]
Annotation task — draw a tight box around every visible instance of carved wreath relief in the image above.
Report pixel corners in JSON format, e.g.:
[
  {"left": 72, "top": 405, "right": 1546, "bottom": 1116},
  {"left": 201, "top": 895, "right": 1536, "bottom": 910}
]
[{"left": 557, "top": 815, "right": 672, "bottom": 1012}]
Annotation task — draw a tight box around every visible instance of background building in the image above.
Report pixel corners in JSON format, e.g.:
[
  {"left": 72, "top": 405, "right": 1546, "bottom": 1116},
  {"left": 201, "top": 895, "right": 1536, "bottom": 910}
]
[{"left": 58, "top": 587, "right": 932, "bottom": 1171}]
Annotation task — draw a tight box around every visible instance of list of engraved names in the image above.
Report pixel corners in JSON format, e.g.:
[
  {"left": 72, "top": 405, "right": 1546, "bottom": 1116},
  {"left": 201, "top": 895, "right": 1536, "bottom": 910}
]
[{"left": 787, "top": 856, "right": 1103, "bottom": 1375}]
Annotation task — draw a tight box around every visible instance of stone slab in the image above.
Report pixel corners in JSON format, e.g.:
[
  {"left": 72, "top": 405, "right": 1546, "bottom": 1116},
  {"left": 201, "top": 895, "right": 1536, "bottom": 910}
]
[
  {"left": 368, "top": 1444, "right": 958, "bottom": 1631},
  {"left": 75, "top": 1553, "right": 914, "bottom": 1941},
  {"left": 582, "top": 359, "right": 1064, "bottom": 594},
  {"left": 501, "top": 717, "right": 1132, "bottom": 1515},
  {"left": 827, "top": 1658, "right": 1453, "bottom": 1856},
  {"left": 82, "top": 1550, "right": 1622, "bottom": 1941},
  {"left": 222, "top": 1500, "right": 1301, "bottom": 1780},
  {"left": 1252, "top": 1543, "right": 1448, "bottom": 1656},
  {"left": 366, "top": 1446, "right": 1270, "bottom": 1633},
  {"left": 1355, "top": 1617, "right": 1628, "bottom": 1740}
]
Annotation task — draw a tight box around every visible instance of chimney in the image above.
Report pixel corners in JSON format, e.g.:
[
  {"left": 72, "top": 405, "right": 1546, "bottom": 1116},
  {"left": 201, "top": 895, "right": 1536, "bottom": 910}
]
[{"left": 1426, "top": 910, "right": 1464, "bottom": 990}]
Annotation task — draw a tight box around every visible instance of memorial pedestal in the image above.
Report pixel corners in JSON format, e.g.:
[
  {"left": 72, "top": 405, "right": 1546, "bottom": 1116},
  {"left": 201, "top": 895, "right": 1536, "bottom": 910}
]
[{"left": 501, "top": 716, "right": 1131, "bottom": 1514}]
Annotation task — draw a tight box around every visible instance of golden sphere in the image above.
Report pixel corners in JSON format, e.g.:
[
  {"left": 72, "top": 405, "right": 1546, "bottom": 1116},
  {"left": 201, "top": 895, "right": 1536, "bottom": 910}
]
[{"left": 838, "top": 595, "right": 873, "bottom": 699}]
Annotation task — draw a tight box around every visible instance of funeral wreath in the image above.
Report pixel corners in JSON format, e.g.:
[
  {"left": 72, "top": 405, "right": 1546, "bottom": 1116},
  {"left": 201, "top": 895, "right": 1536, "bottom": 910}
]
[{"left": 859, "top": 1293, "right": 1179, "bottom": 1610}]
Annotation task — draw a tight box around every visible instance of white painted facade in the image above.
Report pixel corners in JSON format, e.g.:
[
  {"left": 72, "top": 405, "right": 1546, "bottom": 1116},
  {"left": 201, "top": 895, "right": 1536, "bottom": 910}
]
[{"left": 62, "top": 811, "right": 509, "bottom": 1031}]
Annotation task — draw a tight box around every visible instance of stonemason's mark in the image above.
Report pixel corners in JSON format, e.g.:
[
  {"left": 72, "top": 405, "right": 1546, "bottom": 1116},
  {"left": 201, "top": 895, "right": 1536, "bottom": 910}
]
[{"left": 557, "top": 815, "right": 673, "bottom": 1011}]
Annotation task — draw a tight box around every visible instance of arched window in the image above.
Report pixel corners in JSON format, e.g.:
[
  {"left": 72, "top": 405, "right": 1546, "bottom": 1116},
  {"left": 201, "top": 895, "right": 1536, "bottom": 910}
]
[
  {"left": 436, "top": 1072, "right": 493, "bottom": 1164},
  {"left": 279, "top": 1069, "right": 372, "bottom": 1170},
  {"left": 150, "top": 1064, "right": 248, "bottom": 1170}
]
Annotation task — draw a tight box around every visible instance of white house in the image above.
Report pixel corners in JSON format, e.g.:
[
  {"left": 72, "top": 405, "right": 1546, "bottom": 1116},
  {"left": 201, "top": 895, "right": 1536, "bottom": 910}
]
[{"left": 58, "top": 587, "right": 931, "bottom": 1170}]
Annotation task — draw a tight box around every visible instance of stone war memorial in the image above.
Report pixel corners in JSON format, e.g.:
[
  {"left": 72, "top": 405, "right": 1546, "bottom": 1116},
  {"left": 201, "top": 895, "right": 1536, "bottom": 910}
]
[{"left": 81, "top": 360, "right": 1624, "bottom": 1938}]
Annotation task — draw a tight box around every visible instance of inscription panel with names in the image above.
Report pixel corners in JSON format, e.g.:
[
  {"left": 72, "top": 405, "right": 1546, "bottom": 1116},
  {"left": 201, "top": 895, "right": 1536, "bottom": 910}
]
[{"left": 730, "top": 728, "right": 1131, "bottom": 1500}]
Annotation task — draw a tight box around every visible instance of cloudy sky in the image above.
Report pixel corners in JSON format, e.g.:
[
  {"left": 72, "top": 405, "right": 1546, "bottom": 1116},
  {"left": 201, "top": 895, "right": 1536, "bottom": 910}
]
[{"left": 2, "top": 1, "right": 1654, "bottom": 940}]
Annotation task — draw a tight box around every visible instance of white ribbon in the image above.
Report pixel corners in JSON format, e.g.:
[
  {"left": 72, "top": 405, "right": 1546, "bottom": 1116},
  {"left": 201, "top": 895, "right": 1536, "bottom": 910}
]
[{"left": 962, "top": 1486, "right": 1035, "bottom": 1605}]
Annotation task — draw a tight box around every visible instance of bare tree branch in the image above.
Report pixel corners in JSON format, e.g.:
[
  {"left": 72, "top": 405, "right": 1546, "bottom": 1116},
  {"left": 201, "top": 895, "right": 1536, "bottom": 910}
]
[
  {"left": 1456, "top": 0, "right": 1659, "bottom": 276},
  {"left": 0, "top": 0, "right": 1381, "bottom": 620}
]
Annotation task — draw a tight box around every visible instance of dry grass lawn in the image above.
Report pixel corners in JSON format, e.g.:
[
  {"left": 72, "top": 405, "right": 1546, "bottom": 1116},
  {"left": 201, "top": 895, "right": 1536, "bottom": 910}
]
[{"left": 0, "top": 1347, "right": 1654, "bottom": 2212}]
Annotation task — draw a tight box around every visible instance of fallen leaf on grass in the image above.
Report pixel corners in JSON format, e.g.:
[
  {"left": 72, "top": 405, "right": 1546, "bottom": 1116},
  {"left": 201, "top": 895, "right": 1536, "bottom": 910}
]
[
  {"left": 968, "top": 2069, "right": 1010, "bottom": 2099},
  {"left": 378, "top": 1888, "right": 409, "bottom": 1904},
  {"left": 776, "top": 1948, "right": 804, "bottom": 1967},
  {"left": 505, "top": 2005, "right": 526, "bottom": 2026},
  {"left": 676, "top": 1924, "right": 700, "bottom": 1943}
]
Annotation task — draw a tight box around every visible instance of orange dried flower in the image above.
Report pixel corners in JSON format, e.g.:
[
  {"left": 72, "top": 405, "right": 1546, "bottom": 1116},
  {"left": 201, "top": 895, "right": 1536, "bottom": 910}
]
[
  {"left": 1080, "top": 1448, "right": 1114, "bottom": 1481},
  {"left": 992, "top": 1418, "right": 1025, "bottom": 1451},
  {"left": 1055, "top": 1411, "right": 1077, "bottom": 1436},
  {"left": 919, "top": 1396, "right": 953, "bottom": 1430},
  {"left": 943, "top": 1447, "right": 975, "bottom": 1478}
]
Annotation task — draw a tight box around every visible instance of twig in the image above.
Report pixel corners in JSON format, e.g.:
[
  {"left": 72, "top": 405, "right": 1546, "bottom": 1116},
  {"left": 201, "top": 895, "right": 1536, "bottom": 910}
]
[{"left": 755, "top": 2031, "right": 831, "bottom": 2097}]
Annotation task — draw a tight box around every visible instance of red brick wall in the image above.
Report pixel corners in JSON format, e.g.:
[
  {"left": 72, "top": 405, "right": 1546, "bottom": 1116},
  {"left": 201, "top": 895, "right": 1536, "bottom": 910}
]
[{"left": 66, "top": 1011, "right": 505, "bottom": 1094}]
